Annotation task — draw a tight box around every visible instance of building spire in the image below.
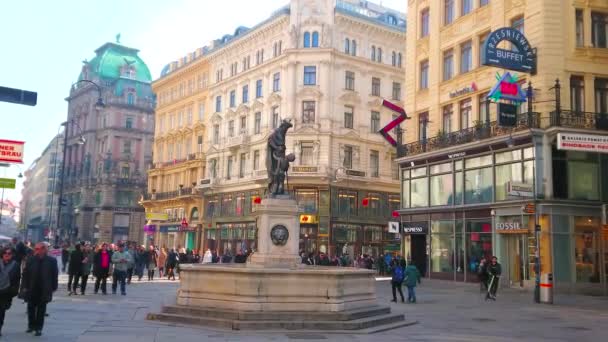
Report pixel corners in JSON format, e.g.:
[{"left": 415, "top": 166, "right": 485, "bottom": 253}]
[{"left": 116, "top": 33, "right": 121, "bottom": 44}]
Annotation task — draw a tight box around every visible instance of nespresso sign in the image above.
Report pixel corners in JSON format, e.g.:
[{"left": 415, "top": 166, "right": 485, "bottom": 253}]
[{"left": 402, "top": 222, "right": 428, "bottom": 234}]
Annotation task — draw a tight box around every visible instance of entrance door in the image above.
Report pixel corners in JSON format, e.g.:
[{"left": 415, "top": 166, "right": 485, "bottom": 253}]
[
  {"left": 504, "top": 235, "right": 528, "bottom": 287},
  {"left": 411, "top": 234, "right": 427, "bottom": 277}
]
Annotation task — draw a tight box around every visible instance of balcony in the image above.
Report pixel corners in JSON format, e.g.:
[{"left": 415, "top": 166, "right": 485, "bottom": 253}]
[
  {"left": 226, "top": 135, "right": 250, "bottom": 149},
  {"left": 548, "top": 110, "right": 608, "bottom": 131},
  {"left": 153, "top": 187, "right": 194, "bottom": 201}
]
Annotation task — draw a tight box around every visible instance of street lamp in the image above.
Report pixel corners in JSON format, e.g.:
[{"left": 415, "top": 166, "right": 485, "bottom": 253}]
[{"left": 74, "top": 79, "right": 105, "bottom": 111}]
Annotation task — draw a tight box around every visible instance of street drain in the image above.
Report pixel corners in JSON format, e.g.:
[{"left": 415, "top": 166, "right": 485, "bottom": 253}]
[
  {"left": 472, "top": 318, "right": 496, "bottom": 322},
  {"left": 561, "top": 326, "right": 591, "bottom": 331},
  {"left": 286, "top": 333, "right": 328, "bottom": 340}
]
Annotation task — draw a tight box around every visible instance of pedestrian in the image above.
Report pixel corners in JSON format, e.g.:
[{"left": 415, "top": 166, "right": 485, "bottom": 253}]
[
  {"left": 80, "top": 244, "right": 94, "bottom": 295},
  {"left": 404, "top": 260, "right": 421, "bottom": 303},
  {"left": 111, "top": 243, "right": 132, "bottom": 296},
  {"left": 20, "top": 242, "right": 59, "bottom": 337},
  {"left": 93, "top": 243, "right": 111, "bottom": 295},
  {"left": 477, "top": 257, "right": 488, "bottom": 292},
  {"left": 202, "top": 249, "right": 212, "bottom": 264},
  {"left": 0, "top": 247, "right": 21, "bottom": 337},
  {"left": 67, "top": 243, "right": 84, "bottom": 295},
  {"left": 390, "top": 259, "right": 405, "bottom": 303},
  {"left": 60, "top": 244, "right": 70, "bottom": 273},
  {"left": 134, "top": 245, "right": 147, "bottom": 281},
  {"left": 234, "top": 250, "right": 247, "bottom": 263},
  {"left": 125, "top": 243, "right": 135, "bottom": 284},
  {"left": 158, "top": 247, "right": 167, "bottom": 277},
  {"left": 147, "top": 246, "right": 158, "bottom": 281},
  {"left": 166, "top": 249, "right": 178, "bottom": 281},
  {"left": 485, "top": 256, "right": 502, "bottom": 301},
  {"left": 377, "top": 253, "right": 386, "bottom": 276}
]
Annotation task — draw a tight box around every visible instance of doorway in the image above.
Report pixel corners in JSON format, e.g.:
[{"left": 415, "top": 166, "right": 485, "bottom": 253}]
[
  {"left": 502, "top": 234, "right": 528, "bottom": 287},
  {"left": 411, "top": 234, "right": 428, "bottom": 277}
]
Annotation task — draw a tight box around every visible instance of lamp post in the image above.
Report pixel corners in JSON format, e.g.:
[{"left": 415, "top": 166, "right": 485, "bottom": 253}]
[{"left": 55, "top": 79, "right": 104, "bottom": 245}]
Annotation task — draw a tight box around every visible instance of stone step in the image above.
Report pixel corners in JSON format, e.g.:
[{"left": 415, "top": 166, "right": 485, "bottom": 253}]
[
  {"left": 147, "top": 311, "right": 406, "bottom": 332},
  {"left": 161, "top": 304, "right": 391, "bottom": 322}
]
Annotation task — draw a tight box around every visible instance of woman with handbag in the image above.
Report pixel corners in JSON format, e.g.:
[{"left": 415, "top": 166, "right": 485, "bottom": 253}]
[{"left": 0, "top": 247, "right": 21, "bottom": 336}]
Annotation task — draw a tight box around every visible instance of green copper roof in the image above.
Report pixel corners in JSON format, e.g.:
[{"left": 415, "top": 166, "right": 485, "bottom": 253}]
[{"left": 79, "top": 42, "right": 151, "bottom": 83}]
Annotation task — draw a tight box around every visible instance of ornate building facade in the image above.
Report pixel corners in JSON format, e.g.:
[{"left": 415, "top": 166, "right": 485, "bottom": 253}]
[
  {"left": 145, "top": 0, "right": 406, "bottom": 255},
  {"left": 62, "top": 42, "right": 154, "bottom": 243}
]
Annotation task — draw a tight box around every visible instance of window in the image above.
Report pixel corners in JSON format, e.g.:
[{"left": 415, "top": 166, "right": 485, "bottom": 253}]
[
  {"left": 302, "top": 101, "right": 315, "bottom": 124},
  {"left": 116, "top": 191, "right": 133, "bottom": 206},
  {"left": 255, "top": 79, "right": 263, "bottom": 98},
  {"left": 121, "top": 166, "right": 130, "bottom": 178},
  {"left": 392, "top": 82, "right": 402, "bottom": 100},
  {"left": 210, "top": 159, "right": 217, "bottom": 178},
  {"left": 126, "top": 116, "right": 133, "bottom": 129},
  {"left": 344, "top": 106, "right": 354, "bottom": 129},
  {"left": 312, "top": 31, "right": 319, "bottom": 47},
  {"left": 461, "top": 0, "right": 472, "bottom": 16},
  {"left": 370, "top": 111, "right": 380, "bottom": 133},
  {"left": 345, "top": 38, "right": 350, "bottom": 54},
  {"left": 345, "top": 71, "right": 355, "bottom": 90},
  {"left": 127, "top": 93, "right": 134, "bottom": 105},
  {"left": 392, "top": 51, "right": 396, "bottom": 66},
  {"left": 479, "top": 32, "right": 489, "bottom": 65},
  {"left": 254, "top": 112, "right": 261, "bottom": 134},
  {"left": 460, "top": 98, "right": 472, "bottom": 129},
  {"left": 197, "top": 135, "right": 203, "bottom": 152},
  {"left": 372, "top": 77, "right": 381, "bottom": 96},
  {"left": 272, "top": 106, "right": 280, "bottom": 129},
  {"left": 239, "top": 153, "right": 246, "bottom": 178},
  {"left": 229, "top": 90, "right": 236, "bottom": 108},
  {"left": 304, "top": 32, "right": 311, "bottom": 48},
  {"left": 95, "top": 191, "right": 102, "bottom": 205},
  {"left": 253, "top": 150, "right": 260, "bottom": 170},
  {"left": 369, "top": 150, "right": 379, "bottom": 177},
  {"left": 595, "top": 78, "right": 608, "bottom": 114},
  {"left": 512, "top": 16, "right": 525, "bottom": 33},
  {"left": 242, "top": 85, "right": 249, "bottom": 103},
  {"left": 576, "top": 9, "right": 584, "bottom": 47},
  {"left": 378, "top": 48, "right": 383, "bottom": 62},
  {"left": 460, "top": 41, "right": 472, "bottom": 73},
  {"left": 123, "top": 140, "right": 131, "bottom": 154},
  {"left": 421, "top": 8, "right": 430, "bottom": 37},
  {"left": 177, "top": 111, "right": 183, "bottom": 127},
  {"left": 343, "top": 145, "right": 353, "bottom": 169},
  {"left": 228, "top": 120, "right": 235, "bottom": 137},
  {"left": 300, "top": 142, "right": 314, "bottom": 165},
  {"left": 371, "top": 45, "right": 376, "bottom": 61},
  {"left": 397, "top": 53, "right": 402, "bottom": 68},
  {"left": 479, "top": 92, "right": 490, "bottom": 123},
  {"left": 442, "top": 105, "right": 453, "bottom": 133},
  {"left": 213, "top": 124, "right": 219, "bottom": 144},
  {"left": 226, "top": 156, "right": 233, "bottom": 179},
  {"left": 304, "top": 66, "right": 316, "bottom": 85},
  {"left": 418, "top": 112, "right": 428, "bottom": 141},
  {"left": 592, "top": 12, "right": 608, "bottom": 48},
  {"left": 443, "top": 49, "right": 453, "bottom": 81},
  {"left": 187, "top": 107, "right": 193, "bottom": 124},
  {"left": 570, "top": 76, "right": 585, "bottom": 113},
  {"left": 198, "top": 103, "right": 205, "bottom": 121},
  {"left": 480, "top": 0, "right": 489, "bottom": 6},
  {"left": 215, "top": 96, "right": 221, "bottom": 112},
  {"left": 351, "top": 40, "right": 357, "bottom": 56},
  {"left": 273, "top": 72, "right": 280, "bottom": 92},
  {"left": 420, "top": 60, "right": 429, "bottom": 89},
  {"left": 240, "top": 116, "right": 247, "bottom": 133},
  {"left": 445, "top": 0, "right": 454, "bottom": 25}
]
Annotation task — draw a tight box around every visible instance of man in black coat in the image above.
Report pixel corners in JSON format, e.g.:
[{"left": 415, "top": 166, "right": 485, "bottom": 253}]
[
  {"left": 67, "top": 243, "right": 84, "bottom": 295},
  {"left": 0, "top": 247, "right": 21, "bottom": 336},
  {"left": 21, "top": 242, "right": 58, "bottom": 337}
]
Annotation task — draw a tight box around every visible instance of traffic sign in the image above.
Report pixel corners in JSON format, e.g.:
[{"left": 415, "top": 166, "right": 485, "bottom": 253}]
[{"left": 0, "top": 178, "right": 16, "bottom": 189}]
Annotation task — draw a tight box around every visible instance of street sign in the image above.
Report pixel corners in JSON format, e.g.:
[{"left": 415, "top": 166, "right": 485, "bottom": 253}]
[
  {"left": 0, "top": 178, "right": 16, "bottom": 189},
  {"left": 0, "top": 86, "right": 37, "bottom": 106},
  {"left": 145, "top": 212, "right": 168, "bottom": 221},
  {"left": 0, "top": 139, "right": 25, "bottom": 164},
  {"left": 388, "top": 221, "right": 400, "bottom": 233}
]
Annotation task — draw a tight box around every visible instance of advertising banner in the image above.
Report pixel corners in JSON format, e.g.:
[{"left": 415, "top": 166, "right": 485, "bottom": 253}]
[
  {"left": 557, "top": 133, "right": 608, "bottom": 153},
  {"left": 0, "top": 139, "right": 25, "bottom": 163}
]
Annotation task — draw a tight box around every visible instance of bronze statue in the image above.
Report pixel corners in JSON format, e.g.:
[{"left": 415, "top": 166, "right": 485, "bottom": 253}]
[{"left": 267, "top": 119, "right": 295, "bottom": 196}]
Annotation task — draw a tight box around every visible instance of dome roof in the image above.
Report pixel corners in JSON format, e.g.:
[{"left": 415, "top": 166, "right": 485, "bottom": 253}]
[{"left": 79, "top": 42, "right": 152, "bottom": 83}]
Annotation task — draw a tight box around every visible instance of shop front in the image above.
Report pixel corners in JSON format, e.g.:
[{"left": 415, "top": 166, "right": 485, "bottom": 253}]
[{"left": 209, "top": 222, "right": 257, "bottom": 255}]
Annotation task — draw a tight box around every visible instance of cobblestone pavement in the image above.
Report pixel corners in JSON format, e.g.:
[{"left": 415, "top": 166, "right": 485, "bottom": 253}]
[{"left": 1, "top": 274, "right": 607, "bottom": 341}]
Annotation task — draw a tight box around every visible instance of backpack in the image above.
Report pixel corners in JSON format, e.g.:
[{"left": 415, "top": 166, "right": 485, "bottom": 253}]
[{"left": 393, "top": 266, "right": 405, "bottom": 282}]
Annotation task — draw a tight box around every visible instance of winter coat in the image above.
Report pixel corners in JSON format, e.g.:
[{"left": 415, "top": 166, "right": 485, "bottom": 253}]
[
  {"left": 68, "top": 248, "right": 84, "bottom": 275},
  {"left": 112, "top": 251, "right": 133, "bottom": 272},
  {"left": 403, "top": 265, "right": 421, "bottom": 288},
  {"left": 158, "top": 250, "right": 167, "bottom": 268},
  {"left": 487, "top": 262, "right": 502, "bottom": 278},
  {"left": 166, "top": 252, "right": 179, "bottom": 268},
  {"left": 0, "top": 260, "right": 21, "bottom": 309},
  {"left": 20, "top": 255, "right": 59, "bottom": 304},
  {"left": 82, "top": 251, "right": 94, "bottom": 275},
  {"left": 147, "top": 250, "right": 158, "bottom": 269},
  {"left": 93, "top": 250, "right": 112, "bottom": 278}
]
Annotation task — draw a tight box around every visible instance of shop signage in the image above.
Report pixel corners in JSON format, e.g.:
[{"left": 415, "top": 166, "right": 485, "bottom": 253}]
[
  {"left": 523, "top": 203, "right": 535, "bottom": 214},
  {"left": 507, "top": 181, "right": 534, "bottom": 197},
  {"left": 496, "top": 222, "right": 528, "bottom": 234},
  {"left": 449, "top": 82, "right": 477, "bottom": 98},
  {"left": 143, "top": 224, "right": 156, "bottom": 233},
  {"left": 557, "top": 132, "right": 608, "bottom": 154},
  {"left": 482, "top": 27, "right": 536, "bottom": 74},
  {"left": 488, "top": 72, "right": 527, "bottom": 103},
  {"left": 345, "top": 169, "right": 366, "bottom": 177},
  {"left": 159, "top": 225, "right": 181, "bottom": 233},
  {"left": 448, "top": 152, "right": 466, "bottom": 159},
  {"left": 292, "top": 166, "right": 318, "bottom": 173},
  {"left": 402, "top": 222, "right": 428, "bottom": 234},
  {"left": 388, "top": 221, "right": 400, "bottom": 233},
  {"left": 145, "top": 212, "right": 168, "bottom": 221},
  {"left": 498, "top": 103, "right": 518, "bottom": 127},
  {"left": 379, "top": 99, "right": 409, "bottom": 147},
  {"left": 0, "top": 178, "right": 16, "bottom": 189},
  {"left": 0, "top": 139, "right": 25, "bottom": 164},
  {"left": 300, "top": 214, "right": 318, "bottom": 224}
]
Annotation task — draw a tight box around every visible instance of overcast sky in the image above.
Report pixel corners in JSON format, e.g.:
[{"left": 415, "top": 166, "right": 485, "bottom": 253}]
[{"left": 0, "top": 0, "right": 405, "bottom": 205}]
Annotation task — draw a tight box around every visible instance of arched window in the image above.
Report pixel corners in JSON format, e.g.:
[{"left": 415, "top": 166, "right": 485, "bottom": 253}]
[
  {"left": 127, "top": 93, "right": 135, "bottom": 105},
  {"left": 190, "top": 207, "right": 199, "bottom": 221},
  {"left": 312, "top": 31, "right": 319, "bottom": 47},
  {"left": 378, "top": 48, "right": 383, "bottom": 63},
  {"left": 371, "top": 46, "right": 376, "bottom": 61},
  {"left": 303, "top": 32, "right": 311, "bottom": 48},
  {"left": 392, "top": 51, "right": 396, "bottom": 66},
  {"left": 352, "top": 40, "right": 357, "bottom": 56},
  {"left": 398, "top": 53, "right": 402, "bottom": 67},
  {"left": 344, "top": 38, "right": 350, "bottom": 54}
]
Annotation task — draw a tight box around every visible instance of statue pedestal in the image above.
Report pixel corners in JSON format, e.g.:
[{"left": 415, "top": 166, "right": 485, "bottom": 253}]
[{"left": 248, "top": 196, "right": 301, "bottom": 268}]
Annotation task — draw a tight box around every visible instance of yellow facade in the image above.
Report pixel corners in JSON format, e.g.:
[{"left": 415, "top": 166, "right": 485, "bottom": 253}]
[
  {"left": 405, "top": 0, "right": 608, "bottom": 142},
  {"left": 142, "top": 55, "right": 210, "bottom": 251}
]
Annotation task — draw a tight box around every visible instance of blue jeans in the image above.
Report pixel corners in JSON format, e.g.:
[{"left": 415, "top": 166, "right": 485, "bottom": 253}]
[
  {"left": 407, "top": 286, "right": 416, "bottom": 302},
  {"left": 112, "top": 270, "right": 127, "bottom": 295}
]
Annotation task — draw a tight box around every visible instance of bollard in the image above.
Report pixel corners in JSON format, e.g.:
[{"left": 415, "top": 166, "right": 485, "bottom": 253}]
[{"left": 539, "top": 273, "right": 553, "bottom": 304}]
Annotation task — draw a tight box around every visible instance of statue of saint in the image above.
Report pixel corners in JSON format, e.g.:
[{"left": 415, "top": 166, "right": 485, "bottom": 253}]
[{"left": 266, "top": 119, "right": 295, "bottom": 196}]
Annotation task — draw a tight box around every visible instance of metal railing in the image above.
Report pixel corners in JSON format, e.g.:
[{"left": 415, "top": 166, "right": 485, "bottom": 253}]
[{"left": 548, "top": 110, "right": 608, "bottom": 130}]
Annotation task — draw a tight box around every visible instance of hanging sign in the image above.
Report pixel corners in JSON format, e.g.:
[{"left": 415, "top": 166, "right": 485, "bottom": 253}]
[
  {"left": 482, "top": 27, "right": 536, "bottom": 74},
  {"left": 488, "top": 72, "right": 527, "bottom": 103},
  {"left": 0, "top": 139, "right": 25, "bottom": 164},
  {"left": 557, "top": 133, "right": 608, "bottom": 153},
  {"left": 379, "top": 99, "right": 409, "bottom": 147},
  {"left": 145, "top": 212, "right": 168, "bottom": 221},
  {"left": 388, "top": 221, "right": 400, "bottom": 234},
  {"left": 498, "top": 103, "right": 518, "bottom": 127}
]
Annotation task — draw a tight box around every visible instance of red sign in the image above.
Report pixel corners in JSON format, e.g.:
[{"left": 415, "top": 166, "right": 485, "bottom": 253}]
[
  {"left": 500, "top": 82, "right": 518, "bottom": 96},
  {"left": 0, "top": 139, "right": 25, "bottom": 163},
  {"left": 181, "top": 218, "right": 188, "bottom": 228}
]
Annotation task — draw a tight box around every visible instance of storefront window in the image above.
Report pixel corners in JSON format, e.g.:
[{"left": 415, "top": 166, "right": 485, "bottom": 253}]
[
  {"left": 455, "top": 171, "right": 463, "bottom": 205},
  {"left": 430, "top": 221, "right": 455, "bottom": 278},
  {"left": 495, "top": 150, "right": 522, "bottom": 163},
  {"left": 338, "top": 190, "right": 357, "bottom": 217},
  {"left": 235, "top": 193, "right": 245, "bottom": 216},
  {"left": 333, "top": 223, "right": 359, "bottom": 243},
  {"left": 430, "top": 174, "right": 453, "bottom": 206},
  {"left": 402, "top": 179, "right": 410, "bottom": 208},
  {"left": 466, "top": 220, "right": 493, "bottom": 281},
  {"left": 465, "top": 155, "right": 492, "bottom": 168},
  {"left": 296, "top": 189, "right": 318, "bottom": 213},
  {"left": 411, "top": 177, "right": 429, "bottom": 207},
  {"left": 221, "top": 194, "right": 234, "bottom": 216},
  {"left": 364, "top": 225, "right": 383, "bottom": 242},
  {"left": 388, "top": 194, "right": 400, "bottom": 213},
  {"left": 411, "top": 166, "right": 427, "bottom": 177},
  {"left": 464, "top": 167, "right": 492, "bottom": 204},
  {"left": 574, "top": 217, "right": 601, "bottom": 283},
  {"left": 495, "top": 163, "right": 523, "bottom": 201},
  {"left": 365, "top": 192, "right": 382, "bottom": 217},
  {"left": 568, "top": 160, "right": 600, "bottom": 201}
]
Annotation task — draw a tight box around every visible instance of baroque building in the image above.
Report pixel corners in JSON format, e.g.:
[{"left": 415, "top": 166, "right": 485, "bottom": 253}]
[
  {"left": 398, "top": 0, "right": 608, "bottom": 294},
  {"left": 62, "top": 41, "right": 154, "bottom": 243},
  {"left": 145, "top": 0, "right": 406, "bottom": 255}
]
